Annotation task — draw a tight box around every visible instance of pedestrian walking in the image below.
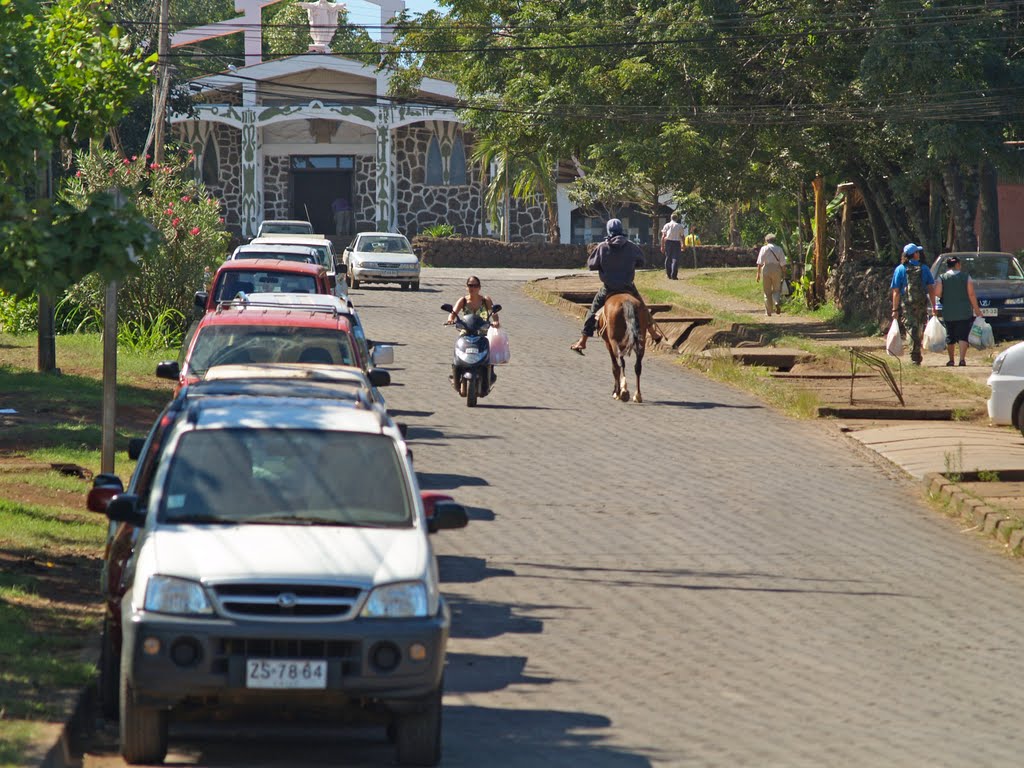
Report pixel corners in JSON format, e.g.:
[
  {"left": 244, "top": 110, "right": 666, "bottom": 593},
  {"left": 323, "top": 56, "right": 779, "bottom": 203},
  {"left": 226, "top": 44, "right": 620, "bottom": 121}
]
[
  {"left": 890, "top": 243, "right": 937, "bottom": 365},
  {"left": 756, "top": 234, "right": 787, "bottom": 316},
  {"left": 934, "top": 256, "right": 982, "bottom": 366},
  {"left": 660, "top": 213, "right": 684, "bottom": 279}
]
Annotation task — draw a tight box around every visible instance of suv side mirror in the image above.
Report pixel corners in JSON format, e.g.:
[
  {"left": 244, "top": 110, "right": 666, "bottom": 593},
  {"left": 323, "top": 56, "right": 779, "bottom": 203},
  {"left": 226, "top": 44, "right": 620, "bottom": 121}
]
[
  {"left": 368, "top": 368, "right": 391, "bottom": 387},
  {"left": 194, "top": 290, "right": 208, "bottom": 311},
  {"left": 87, "top": 474, "right": 124, "bottom": 513},
  {"left": 106, "top": 494, "right": 146, "bottom": 527},
  {"left": 337, "top": 261, "right": 347, "bottom": 274},
  {"left": 370, "top": 344, "right": 394, "bottom": 366},
  {"left": 156, "top": 361, "right": 180, "bottom": 381},
  {"left": 428, "top": 501, "right": 469, "bottom": 533}
]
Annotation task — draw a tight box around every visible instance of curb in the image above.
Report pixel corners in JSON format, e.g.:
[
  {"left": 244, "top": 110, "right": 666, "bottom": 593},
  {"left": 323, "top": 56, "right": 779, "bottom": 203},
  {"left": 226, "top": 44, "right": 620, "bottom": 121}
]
[
  {"left": 923, "top": 472, "right": 1024, "bottom": 554},
  {"left": 39, "top": 683, "right": 96, "bottom": 768}
]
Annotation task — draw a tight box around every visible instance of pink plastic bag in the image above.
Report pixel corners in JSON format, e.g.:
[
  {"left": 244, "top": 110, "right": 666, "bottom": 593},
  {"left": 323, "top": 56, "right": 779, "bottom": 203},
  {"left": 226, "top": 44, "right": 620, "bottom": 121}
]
[{"left": 487, "top": 326, "right": 511, "bottom": 364}]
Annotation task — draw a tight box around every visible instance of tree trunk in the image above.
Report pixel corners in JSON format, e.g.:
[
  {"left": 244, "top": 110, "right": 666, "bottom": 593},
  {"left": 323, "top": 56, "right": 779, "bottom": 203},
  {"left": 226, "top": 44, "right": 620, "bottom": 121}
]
[
  {"left": 862, "top": 175, "right": 902, "bottom": 258},
  {"left": 977, "top": 156, "right": 1001, "bottom": 251},
  {"left": 853, "top": 177, "right": 884, "bottom": 257},
  {"left": 941, "top": 161, "right": 978, "bottom": 252},
  {"left": 928, "top": 177, "right": 943, "bottom": 254},
  {"left": 728, "top": 203, "right": 741, "bottom": 246}
]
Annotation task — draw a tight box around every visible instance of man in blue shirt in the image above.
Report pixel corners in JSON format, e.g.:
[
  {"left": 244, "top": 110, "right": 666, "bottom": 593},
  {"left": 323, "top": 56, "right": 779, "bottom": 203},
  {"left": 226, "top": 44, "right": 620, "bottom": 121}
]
[{"left": 890, "top": 243, "right": 937, "bottom": 365}]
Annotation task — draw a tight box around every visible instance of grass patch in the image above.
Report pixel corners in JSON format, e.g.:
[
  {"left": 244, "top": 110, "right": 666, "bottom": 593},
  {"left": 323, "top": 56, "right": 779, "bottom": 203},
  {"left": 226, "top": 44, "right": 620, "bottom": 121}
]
[
  {"left": 0, "top": 499, "right": 106, "bottom": 551},
  {"left": 679, "top": 350, "right": 822, "bottom": 419},
  {"left": 0, "top": 720, "right": 43, "bottom": 766}
]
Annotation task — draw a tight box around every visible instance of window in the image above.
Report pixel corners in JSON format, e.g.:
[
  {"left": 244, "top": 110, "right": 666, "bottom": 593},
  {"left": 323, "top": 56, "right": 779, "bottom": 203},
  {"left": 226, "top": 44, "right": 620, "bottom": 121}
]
[
  {"left": 450, "top": 134, "right": 467, "bottom": 185},
  {"left": 425, "top": 136, "right": 443, "bottom": 186},
  {"left": 201, "top": 134, "right": 219, "bottom": 185},
  {"left": 291, "top": 156, "right": 355, "bottom": 170}
]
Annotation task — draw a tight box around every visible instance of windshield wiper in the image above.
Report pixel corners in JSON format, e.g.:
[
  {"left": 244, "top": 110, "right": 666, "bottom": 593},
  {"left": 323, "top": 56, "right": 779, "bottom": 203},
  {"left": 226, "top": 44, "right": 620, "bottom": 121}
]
[
  {"left": 165, "top": 514, "right": 239, "bottom": 524},
  {"left": 243, "top": 512, "right": 395, "bottom": 527}
]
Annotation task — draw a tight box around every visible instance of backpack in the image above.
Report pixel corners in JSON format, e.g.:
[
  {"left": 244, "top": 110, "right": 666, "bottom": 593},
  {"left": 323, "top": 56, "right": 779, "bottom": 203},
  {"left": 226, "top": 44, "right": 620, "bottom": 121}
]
[{"left": 902, "top": 262, "right": 930, "bottom": 317}]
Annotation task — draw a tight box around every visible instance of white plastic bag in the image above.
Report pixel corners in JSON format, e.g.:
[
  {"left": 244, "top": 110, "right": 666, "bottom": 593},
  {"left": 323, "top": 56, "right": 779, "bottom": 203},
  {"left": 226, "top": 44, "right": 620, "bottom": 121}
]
[
  {"left": 885, "top": 318, "right": 904, "bottom": 357},
  {"left": 924, "top": 315, "right": 947, "bottom": 353},
  {"left": 969, "top": 316, "right": 994, "bottom": 350},
  {"left": 780, "top": 279, "right": 790, "bottom": 297},
  {"left": 487, "top": 326, "right": 511, "bottom": 364}
]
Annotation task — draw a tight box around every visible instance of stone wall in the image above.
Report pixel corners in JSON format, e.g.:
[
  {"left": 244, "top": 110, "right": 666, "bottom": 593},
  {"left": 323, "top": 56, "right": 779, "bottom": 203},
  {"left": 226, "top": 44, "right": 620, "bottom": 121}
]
[
  {"left": 263, "top": 155, "right": 290, "bottom": 220},
  {"left": 413, "top": 237, "right": 759, "bottom": 269},
  {"left": 828, "top": 258, "right": 898, "bottom": 332},
  {"left": 210, "top": 124, "right": 241, "bottom": 232}
]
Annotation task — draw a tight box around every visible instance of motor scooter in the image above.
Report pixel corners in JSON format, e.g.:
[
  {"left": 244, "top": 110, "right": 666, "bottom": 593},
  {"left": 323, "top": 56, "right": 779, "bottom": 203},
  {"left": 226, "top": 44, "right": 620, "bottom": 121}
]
[{"left": 441, "top": 303, "right": 502, "bottom": 407}]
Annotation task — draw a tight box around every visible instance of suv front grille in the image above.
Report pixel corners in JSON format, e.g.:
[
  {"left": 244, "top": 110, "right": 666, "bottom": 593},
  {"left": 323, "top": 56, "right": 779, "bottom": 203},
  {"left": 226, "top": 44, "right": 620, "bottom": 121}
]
[
  {"left": 212, "top": 637, "right": 362, "bottom": 676},
  {"left": 211, "top": 583, "right": 362, "bottom": 620}
]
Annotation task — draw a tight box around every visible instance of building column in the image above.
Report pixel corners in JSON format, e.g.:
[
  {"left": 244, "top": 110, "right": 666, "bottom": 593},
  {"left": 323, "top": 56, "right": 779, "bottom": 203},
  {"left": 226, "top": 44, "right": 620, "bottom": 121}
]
[
  {"left": 556, "top": 184, "right": 573, "bottom": 245},
  {"left": 239, "top": 109, "right": 263, "bottom": 238},
  {"left": 375, "top": 105, "right": 396, "bottom": 232}
]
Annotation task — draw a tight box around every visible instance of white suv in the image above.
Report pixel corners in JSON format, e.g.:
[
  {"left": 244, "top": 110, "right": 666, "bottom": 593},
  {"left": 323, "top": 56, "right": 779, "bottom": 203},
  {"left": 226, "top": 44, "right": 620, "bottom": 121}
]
[{"left": 106, "top": 394, "right": 466, "bottom": 766}]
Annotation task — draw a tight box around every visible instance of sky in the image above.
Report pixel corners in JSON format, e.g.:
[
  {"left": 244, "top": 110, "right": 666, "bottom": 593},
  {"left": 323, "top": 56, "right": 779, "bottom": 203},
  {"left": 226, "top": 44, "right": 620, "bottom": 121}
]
[{"left": 344, "top": 0, "right": 442, "bottom": 30}]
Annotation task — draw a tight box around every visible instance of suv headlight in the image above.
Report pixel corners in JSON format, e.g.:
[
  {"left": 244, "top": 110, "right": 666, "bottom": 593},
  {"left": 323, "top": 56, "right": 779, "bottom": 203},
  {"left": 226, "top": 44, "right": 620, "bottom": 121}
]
[
  {"left": 144, "top": 575, "right": 213, "bottom": 614},
  {"left": 361, "top": 581, "right": 428, "bottom": 618}
]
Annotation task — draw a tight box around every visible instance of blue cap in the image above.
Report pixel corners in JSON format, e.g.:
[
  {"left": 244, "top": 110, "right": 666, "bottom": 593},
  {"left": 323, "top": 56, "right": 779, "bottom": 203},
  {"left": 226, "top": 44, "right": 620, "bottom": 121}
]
[
  {"left": 607, "top": 218, "right": 624, "bottom": 236},
  {"left": 902, "top": 243, "right": 923, "bottom": 257}
]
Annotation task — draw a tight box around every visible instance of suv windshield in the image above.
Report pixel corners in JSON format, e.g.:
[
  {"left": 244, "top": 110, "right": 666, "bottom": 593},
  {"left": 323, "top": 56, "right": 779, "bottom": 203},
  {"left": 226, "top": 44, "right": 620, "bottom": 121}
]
[
  {"left": 260, "top": 222, "right": 313, "bottom": 235},
  {"left": 234, "top": 251, "right": 318, "bottom": 265},
  {"left": 189, "top": 326, "right": 355, "bottom": 374},
  {"left": 160, "top": 429, "right": 411, "bottom": 526},
  {"left": 213, "top": 271, "right": 318, "bottom": 303},
  {"left": 356, "top": 236, "right": 413, "bottom": 254}
]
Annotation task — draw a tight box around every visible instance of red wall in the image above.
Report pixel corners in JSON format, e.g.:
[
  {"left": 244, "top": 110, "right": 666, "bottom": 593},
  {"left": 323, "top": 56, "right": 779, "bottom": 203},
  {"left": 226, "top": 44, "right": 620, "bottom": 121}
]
[{"left": 998, "top": 184, "right": 1024, "bottom": 253}]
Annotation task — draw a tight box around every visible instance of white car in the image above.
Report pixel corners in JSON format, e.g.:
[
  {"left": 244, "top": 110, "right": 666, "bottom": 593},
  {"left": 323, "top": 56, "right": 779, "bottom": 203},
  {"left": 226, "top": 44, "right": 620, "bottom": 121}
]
[
  {"left": 255, "top": 219, "right": 314, "bottom": 237},
  {"left": 105, "top": 394, "right": 467, "bottom": 765},
  {"left": 988, "top": 341, "right": 1024, "bottom": 434},
  {"left": 250, "top": 235, "right": 346, "bottom": 298},
  {"left": 342, "top": 232, "right": 421, "bottom": 291}
]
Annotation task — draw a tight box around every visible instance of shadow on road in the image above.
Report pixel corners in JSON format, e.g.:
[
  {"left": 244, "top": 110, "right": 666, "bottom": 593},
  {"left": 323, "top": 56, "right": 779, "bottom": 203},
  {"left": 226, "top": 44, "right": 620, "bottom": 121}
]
[
  {"left": 445, "top": 652, "right": 552, "bottom": 693},
  {"left": 386, "top": 408, "right": 435, "bottom": 418},
  {"left": 417, "top": 471, "right": 490, "bottom": 490},
  {"left": 447, "top": 596, "right": 548, "bottom": 640},
  {"left": 438, "top": 554, "right": 511, "bottom": 583},
  {"left": 646, "top": 400, "right": 763, "bottom": 410}
]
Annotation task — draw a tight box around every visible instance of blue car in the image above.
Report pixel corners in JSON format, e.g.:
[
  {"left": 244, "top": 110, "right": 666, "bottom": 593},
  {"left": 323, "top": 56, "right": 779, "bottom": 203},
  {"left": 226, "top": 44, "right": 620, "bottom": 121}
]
[{"left": 931, "top": 251, "right": 1024, "bottom": 339}]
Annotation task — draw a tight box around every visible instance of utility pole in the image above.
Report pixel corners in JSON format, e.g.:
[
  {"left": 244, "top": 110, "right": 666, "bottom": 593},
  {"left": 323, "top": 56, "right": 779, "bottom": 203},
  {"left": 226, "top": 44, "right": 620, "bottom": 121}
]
[
  {"left": 144, "top": 0, "right": 171, "bottom": 164},
  {"left": 101, "top": 188, "right": 127, "bottom": 475},
  {"left": 35, "top": 149, "right": 57, "bottom": 373}
]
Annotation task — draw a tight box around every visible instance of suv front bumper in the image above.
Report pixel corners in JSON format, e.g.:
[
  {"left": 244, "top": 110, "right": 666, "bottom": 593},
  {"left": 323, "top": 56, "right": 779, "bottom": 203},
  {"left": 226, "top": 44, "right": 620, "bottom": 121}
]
[{"left": 122, "top": 602, "right": 449, "bottom": 709}]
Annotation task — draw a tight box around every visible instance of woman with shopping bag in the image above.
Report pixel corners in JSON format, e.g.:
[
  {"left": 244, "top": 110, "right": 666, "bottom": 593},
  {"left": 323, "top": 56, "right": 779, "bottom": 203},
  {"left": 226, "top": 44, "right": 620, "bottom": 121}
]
[{"left": 934, "top": 256, "right": 983, "bottom": 366}]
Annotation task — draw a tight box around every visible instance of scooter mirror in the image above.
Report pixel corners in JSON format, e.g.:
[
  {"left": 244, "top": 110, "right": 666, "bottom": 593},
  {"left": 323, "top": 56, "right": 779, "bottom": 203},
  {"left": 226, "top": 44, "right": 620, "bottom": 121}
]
[
  {"left": 491, "top": 304, "right": 502, "bottom": 314},
  {"left": 440, "top": 303, "right": 453, "bottom": 313}
]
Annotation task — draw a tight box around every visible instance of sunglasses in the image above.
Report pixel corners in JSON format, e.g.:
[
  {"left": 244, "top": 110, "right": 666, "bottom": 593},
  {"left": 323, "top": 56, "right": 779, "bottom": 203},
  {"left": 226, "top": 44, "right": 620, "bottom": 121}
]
[{"left": 466, "top": 282, "right": 480, "bottom": 288}]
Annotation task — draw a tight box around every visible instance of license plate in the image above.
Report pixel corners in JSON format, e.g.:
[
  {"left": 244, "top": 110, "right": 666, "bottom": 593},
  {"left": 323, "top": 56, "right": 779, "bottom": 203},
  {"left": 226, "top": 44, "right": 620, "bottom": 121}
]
[
  {"left": 246, "top": 659, "right": 327, "bottom": 689},
  {"left": 982, "top": 307, "right": 999, "bottom": 317},
  {"left": 379, "top": 269, "right": 398, "bottom": 277}
]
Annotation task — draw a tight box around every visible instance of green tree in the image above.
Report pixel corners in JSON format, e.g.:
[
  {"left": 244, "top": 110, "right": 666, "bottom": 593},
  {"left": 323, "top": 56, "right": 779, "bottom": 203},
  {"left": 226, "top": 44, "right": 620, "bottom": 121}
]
[{"left": 264, "top": 0, "right": 375, "bottom": 62}]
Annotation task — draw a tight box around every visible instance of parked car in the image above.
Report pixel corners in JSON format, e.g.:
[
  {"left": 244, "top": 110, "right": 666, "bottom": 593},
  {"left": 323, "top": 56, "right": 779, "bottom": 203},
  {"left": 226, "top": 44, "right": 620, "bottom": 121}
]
[
  {"left": 194, "top": 258, "right": 333, "bottom": 315},
  {"left": 987, "top": 341, "right": 1024, "bottom": 434},
  {"left": 92, "top": 387, "right": 466, "bottom": 765},
  {"left": 342, "top": 232, "right": 421, "bottom": 291},
  {"left": 249, "top": 235, "right": 346, "bottom": 297},
  {"left": 255, "top": 219, "right": 314, "bottom": 237},
  {"left": 159, "top": 298, "right": 372, "bottom": 393},
  {"left": 931, "top": 252, "right": 1024, "bottom": 339},
  {"left": 229, "top": 243, "right": 322, "bottom": 266}
]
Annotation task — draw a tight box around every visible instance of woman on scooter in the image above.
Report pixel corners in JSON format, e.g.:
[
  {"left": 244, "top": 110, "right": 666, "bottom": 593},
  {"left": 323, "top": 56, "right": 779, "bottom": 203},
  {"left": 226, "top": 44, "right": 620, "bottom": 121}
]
[{"left": 445, "top": 276, "right": 501, "bottom": 327}]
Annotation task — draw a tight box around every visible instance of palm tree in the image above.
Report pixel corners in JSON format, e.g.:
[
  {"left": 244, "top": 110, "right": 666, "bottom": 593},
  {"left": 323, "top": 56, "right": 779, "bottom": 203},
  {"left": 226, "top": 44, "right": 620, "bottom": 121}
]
[{"left": 472, "top": 136, "right": 559, "bottom": 243}]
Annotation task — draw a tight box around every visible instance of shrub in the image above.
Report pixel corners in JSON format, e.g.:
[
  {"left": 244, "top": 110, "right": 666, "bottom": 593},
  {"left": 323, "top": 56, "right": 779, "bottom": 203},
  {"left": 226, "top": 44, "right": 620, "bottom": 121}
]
[
  {"left": 59, "top": 149, "right": 229, "bottom": 338},
  {"left": 422, "top": 223, "right": 455, "bottom": 238},
  {"left": 0, "top": 292, "right": 38, "bottom": 334}
]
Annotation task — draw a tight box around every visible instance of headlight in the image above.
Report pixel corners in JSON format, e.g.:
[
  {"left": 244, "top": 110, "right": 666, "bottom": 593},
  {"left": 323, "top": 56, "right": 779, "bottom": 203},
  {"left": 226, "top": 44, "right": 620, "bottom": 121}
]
[
  {"left": 361, "top": 581, "right": 428, "bottom": 618},
  {"left": 993, "top": 351, "right": 1007, "bottom": 374},
  {"left": 144, "top": 575, "right": 213, "bottom": 614},
  {"left": 1004, "top": 297, "right": 1024, "bottom": 306}
]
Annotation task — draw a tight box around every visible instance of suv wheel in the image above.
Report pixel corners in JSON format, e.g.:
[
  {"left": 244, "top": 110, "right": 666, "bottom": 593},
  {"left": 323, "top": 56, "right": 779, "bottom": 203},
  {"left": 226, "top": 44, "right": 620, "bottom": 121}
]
[
  {"left": 99, "top": 616, "right": 119, "bottom": 719},
  {"left": 349, "top": 274, "right": 360, "bottom": 289},
  {"left": 394, "top": 684, "right": 442, "bottom": 766},
  {"left": 119, "top": 669, "right": 168, "bottom": 765},
  {"left": 411, "top": 281, "right": 420, "bottom": 291}
]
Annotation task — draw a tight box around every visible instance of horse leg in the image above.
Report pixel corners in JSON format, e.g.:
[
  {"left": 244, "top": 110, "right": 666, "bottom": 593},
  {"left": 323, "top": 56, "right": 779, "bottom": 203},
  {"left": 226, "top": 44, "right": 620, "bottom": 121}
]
[
  {"left": 618, "top": 355, "right": 630, "bottom": 401},
  {"left": 633, "top": 351, "right": 644, "bottom": 403},
  {"left": 605, "top": 340, "right": 621, "bottom": 399}
]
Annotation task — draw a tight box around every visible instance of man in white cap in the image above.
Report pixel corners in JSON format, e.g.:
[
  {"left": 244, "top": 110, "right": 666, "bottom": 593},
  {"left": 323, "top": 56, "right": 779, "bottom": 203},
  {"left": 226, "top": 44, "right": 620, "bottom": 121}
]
[{"left": 890, "top": 242, "right": 937, "bottom": 365}]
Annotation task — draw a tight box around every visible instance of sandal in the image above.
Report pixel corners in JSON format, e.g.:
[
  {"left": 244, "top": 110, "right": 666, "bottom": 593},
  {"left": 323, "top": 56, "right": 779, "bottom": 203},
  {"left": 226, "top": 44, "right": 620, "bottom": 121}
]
[
  {"left": 570, "top": 343, "right": 586, "bottom": 355},
  {"left": 946, "top": 361, "right": 955, "bottom": 367},
  {"left": 959, "top": 360, "right": 966, "bottom": 366}
]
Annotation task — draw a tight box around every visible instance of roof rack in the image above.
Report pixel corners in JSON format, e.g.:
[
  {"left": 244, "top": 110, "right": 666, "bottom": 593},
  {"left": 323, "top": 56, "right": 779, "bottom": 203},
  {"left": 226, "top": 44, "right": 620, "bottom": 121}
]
[
  {"left": 185, "top": 380, "right": 374, "bottom": 411},
  {"left": 215, "top": 294, "right": 354, "bottom": 319}
]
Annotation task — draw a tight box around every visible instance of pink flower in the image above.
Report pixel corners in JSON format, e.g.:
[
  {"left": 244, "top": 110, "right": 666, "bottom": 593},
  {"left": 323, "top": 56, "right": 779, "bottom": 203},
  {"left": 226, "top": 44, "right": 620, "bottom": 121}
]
[
  {"left": 190, "top": 227, "right": 201, "bottom": 235},
  {"left": 165, "top": 207, "right": 174, "bottom": 215},
  {"left": 172, "top": 217, "right": 181, "bottom": 226},
  {"left": 150, "top": 163, "right": 159, "bottom": 170},
  {"left": 108, "top": 169, "right": 115, "bottom": 176},
  {"left": 188, "top": 149, "right": 195, "bottom": 156},
  {"left": 181, "top": 196, "right": 190, "bottom": 203},
  {"left": 123, "top": 158, "right": 130, "bottom": 165},
  {"left": 131, "top": 155, "right": 137, "bottom": 161},
  {"left": 219, "top": 217, "right": 225, "bottom": 224},
  {"left": 75, "top": 171, "right": 81, "bottom": 177}
]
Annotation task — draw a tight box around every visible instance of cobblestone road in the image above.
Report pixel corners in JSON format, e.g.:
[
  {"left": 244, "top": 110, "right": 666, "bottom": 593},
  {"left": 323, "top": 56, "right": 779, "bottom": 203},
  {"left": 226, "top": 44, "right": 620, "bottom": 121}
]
[{"left": 86, "top": 269, "right": 1024, "bottom": 767}]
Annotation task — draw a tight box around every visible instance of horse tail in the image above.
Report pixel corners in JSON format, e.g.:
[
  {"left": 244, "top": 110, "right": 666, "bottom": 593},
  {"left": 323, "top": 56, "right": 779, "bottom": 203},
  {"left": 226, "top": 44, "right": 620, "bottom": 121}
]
[{"left": 622, "top": 299, "right": 641, "bottom": 356}]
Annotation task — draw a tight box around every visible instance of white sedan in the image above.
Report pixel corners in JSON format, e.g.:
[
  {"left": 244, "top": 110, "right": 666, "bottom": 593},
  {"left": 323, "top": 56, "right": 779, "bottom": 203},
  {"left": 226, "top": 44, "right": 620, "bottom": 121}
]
[{"left": 342, "top": 232, "right": 420, "bottom": 291}]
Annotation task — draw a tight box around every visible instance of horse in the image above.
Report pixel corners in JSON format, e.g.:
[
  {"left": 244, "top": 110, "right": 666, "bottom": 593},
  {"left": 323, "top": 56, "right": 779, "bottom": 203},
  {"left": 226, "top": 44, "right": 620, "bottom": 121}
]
[{"left": 596, "top": 292, "right": 650, "bottom": 403}]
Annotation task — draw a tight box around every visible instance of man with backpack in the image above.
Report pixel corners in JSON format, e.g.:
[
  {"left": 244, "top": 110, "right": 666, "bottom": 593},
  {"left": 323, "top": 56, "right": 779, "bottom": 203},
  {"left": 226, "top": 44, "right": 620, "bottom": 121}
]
[{"left": 890, "top": 243, "right": 937, "bottom": 365}]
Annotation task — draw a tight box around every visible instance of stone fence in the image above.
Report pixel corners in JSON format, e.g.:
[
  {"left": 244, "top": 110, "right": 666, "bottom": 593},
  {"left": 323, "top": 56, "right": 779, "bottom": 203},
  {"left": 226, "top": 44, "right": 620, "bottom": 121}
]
[
  {"left": 412, "top": 236, "right": 758, "bottom": 270},
  {"left": 828, "top": 258, "right": 899, "bottom": 332}
]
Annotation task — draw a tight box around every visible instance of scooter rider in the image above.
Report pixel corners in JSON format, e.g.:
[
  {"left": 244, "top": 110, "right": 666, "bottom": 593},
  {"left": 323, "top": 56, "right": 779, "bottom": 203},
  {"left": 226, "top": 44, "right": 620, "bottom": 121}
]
[
  {"left": 445, "top": 275, "right": 500, "bottom": 328},
  {"left": 571, "top": 219, "right": 662, "bottom": 353}
]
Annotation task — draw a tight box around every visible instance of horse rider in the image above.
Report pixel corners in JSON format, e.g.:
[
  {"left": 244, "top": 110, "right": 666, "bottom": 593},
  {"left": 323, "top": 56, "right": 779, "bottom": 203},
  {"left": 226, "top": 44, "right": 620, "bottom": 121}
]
[{"left": 571, "top": 219, "right": 663, "bottom": 353}]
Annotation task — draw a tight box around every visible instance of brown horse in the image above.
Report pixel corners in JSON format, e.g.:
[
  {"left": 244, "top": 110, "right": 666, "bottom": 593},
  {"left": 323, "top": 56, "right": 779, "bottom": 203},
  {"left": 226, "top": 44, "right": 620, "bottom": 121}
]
[{"left": 596, "top": 292, "right": 650, "bottom": 403}]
